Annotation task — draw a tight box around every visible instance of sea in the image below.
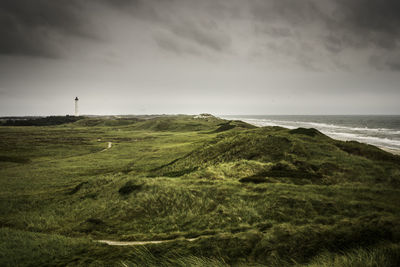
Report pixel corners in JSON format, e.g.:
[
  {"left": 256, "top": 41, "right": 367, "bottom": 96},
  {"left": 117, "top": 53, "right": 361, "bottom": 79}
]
[{"left": 220, "top": 115, "right": 400, "bottom": 152}]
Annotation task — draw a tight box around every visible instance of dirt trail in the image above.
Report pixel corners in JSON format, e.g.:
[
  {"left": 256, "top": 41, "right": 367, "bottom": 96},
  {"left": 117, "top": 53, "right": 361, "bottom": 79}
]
[
  {"left": 97, "top": 237, "right": 199, "bottom": 246},
  {"left": 100, "top": 142, "right": 112, "bottom": 152}
]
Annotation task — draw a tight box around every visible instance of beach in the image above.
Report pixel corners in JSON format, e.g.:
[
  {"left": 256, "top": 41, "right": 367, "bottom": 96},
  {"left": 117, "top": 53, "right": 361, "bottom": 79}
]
[{"left": 221, "top": 115, "right": 400, "bottom": 155}]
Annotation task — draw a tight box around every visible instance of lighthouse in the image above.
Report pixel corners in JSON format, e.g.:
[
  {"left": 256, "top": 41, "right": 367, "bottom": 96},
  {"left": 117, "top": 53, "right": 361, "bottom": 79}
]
[{"left": 74, "top": 97, "right": 79, "bottom": 116}]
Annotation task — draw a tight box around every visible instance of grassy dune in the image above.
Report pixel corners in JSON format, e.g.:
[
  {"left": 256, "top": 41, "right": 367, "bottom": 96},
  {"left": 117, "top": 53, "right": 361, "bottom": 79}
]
[{"left": 1, "top": 115, "right": 400, "bottom": 266}]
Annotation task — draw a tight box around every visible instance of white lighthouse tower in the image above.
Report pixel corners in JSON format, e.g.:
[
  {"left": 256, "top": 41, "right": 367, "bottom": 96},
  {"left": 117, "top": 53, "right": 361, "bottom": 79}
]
[{"left": 74, "top": 97, "right": 79, "bottom": 116}]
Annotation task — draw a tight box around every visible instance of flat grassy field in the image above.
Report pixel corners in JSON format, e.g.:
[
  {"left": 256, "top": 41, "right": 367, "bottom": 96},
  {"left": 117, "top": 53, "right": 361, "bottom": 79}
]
[{"left": 1, "top": 115, "right": 400, "bottom": 266}]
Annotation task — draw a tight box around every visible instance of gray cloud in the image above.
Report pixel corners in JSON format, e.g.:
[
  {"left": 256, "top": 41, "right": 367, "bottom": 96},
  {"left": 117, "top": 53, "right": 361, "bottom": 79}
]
[
  {"left": 154, "top": 34, "right": 202, "bottom": 56},
  {"left": 326, "top": 0, "right": 400, "bottom": 69},
  {"left": 369, "top": 53, "right": 400, "bottom": 71},
  {"left": 250, "top": 0, "right": 400, "bottom": 70},
  {"left": 2, "top": 0, "right": 400, "bottom": 116},
  {"left": 250, "top": 0, "right": 400, "bottom": 48},
  {"left": 0, "top": 0, "right": 232, "bottom": 57},
  {"left": 324, "top": 35, "right": 343, "bottom": 54},
  {"left": 321, "top": 1, "right": 400, "bottom": 52},
  {"left": 0, "top": 0, "right": 95, "bottom": 57},
  {"left": 336, "top": 0, "right": 400, "bottom": 38},
  {"left": 387, "top": 61, "right": 400, "bottom": 71},
  {"left": 1, "top": 0, "right": 400, "bottom": 70},
  {"left": 106, "top": 0, "right": 233, "bottom": 54},
  {"left": 168, "top": 20, "right": 231, "bottom": 53},
  {"left": 263, "top": 27, "right": 293, "bottom": 38},
  {"left": 251, "top": 0, "right": 323, "bottom": 25}
]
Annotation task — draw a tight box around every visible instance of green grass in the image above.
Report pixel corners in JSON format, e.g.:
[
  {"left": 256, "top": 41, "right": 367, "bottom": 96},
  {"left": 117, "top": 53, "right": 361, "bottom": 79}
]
[
  {"left": 1, "top": 115, "right": 400, "bottom": 266},
  {"left": 304, "top": 242, "right": 400, "bottom": 267}
]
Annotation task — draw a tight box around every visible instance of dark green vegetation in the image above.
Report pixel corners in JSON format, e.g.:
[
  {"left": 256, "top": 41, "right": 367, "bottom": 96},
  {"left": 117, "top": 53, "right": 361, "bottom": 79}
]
[
  {"left": 0, "top": 115, "right": 84, "bottom": 126},
  {"left": 1, "top": 115, "right": 400, "bottom": 266}
]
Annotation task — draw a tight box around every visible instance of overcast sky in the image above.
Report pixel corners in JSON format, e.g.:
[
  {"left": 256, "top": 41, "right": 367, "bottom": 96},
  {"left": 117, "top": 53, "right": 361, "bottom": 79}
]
[{"left": 1, "top": 0, "right": 400, "bottom": 116}]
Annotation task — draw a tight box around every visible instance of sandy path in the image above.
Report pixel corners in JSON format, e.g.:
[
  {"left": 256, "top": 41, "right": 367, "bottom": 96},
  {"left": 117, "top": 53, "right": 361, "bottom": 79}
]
[
  {"left": 97, "top": 237, "right": 199, "bottom": 246},
  {"left": 100, "top": 142, "right": 112, "bottom": 152}
]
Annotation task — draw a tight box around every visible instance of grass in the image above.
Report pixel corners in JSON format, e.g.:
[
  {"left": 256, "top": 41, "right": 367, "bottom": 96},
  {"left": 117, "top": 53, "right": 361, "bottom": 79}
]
[
  {"left": 0, "top": 114, "right": 400, "bottom": 266},
  {"left": 304, "top": 242, "right": 400, "bottom": 267}
]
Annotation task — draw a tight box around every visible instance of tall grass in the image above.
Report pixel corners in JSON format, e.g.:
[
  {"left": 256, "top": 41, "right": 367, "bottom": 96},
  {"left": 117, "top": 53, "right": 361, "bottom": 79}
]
[{"left": 1, "top": 115, "right": 400, "bottom": 266}]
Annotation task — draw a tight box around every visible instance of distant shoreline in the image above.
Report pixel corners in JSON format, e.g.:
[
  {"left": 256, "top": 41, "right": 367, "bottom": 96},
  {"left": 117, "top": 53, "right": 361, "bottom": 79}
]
[{"left": 220, "top": 115, "right": 400, "bottom": 156}]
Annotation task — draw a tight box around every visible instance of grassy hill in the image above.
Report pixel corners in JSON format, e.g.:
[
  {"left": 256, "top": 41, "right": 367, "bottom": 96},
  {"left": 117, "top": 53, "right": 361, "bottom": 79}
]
[{"left": 1, "top": 115, "right": 400, "bottom": 266}]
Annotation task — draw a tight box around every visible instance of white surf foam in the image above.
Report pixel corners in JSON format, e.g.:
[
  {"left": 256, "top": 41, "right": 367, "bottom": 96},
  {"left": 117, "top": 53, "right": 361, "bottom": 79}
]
[{"left": 222, "top": 116, "right": 400, "bottom": 150}]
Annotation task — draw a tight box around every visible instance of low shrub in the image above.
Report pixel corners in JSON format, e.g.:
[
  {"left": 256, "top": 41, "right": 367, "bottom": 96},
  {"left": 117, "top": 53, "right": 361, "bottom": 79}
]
[{"left": 118, "top": 181, "right": 143, "bottom": 195}]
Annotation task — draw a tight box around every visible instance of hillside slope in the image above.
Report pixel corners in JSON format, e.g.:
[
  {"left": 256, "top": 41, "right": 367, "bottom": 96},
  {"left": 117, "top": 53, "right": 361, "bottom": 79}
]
[
  {"left": 154, "top": 126, "right": 400, "bottom": 185},
  {"left": 0, "top": 115, "right": 400, "bottom": 266}
]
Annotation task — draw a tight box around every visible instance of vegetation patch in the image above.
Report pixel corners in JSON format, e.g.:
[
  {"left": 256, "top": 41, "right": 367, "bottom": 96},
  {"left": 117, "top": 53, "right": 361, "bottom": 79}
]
[
  {"left": 163, "top": 167, "right": 198, "bottom": 177},
  {"left": 318, "top": 162, "right": 342, "bottom": 175},
  {"left": 239, "top": 176, "right": 267, "bottom": 184},
  {"left": 0, "top": 116, "right": 83, "bottom": 126},
  {"left": 265, "top": 168, "right": 321, "bottom": 180},
  {"left": 85, "top": 218, "right": 105, "bottom": 225},
  {"left": 118, "top": 180, "right": 143, "bottom": 195},
  {"left": 289, "top": 127, "right": 322, "bottom": 137},
  {"left": 0, "top": 155, "right": 31, "bottom": 164},
  {"left": 67, "top": 181, "right": 88, "bottom": 195},
  {"left": 210, "top": 122, "right": 236, "bottom": 133},
  {"left": 335, "top": 140, "right": 400, "bottom": 163}
]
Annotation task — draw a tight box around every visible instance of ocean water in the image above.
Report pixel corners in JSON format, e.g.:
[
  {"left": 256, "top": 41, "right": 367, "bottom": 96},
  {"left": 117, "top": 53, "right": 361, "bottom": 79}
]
[{"left": 220, "top": 115, "right": 400, "bottom": 151}]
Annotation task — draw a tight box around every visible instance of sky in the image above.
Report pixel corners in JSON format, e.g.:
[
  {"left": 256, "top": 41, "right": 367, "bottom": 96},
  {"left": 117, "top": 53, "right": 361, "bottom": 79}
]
[{"left": 0, "top": 0, "right": 400, "bottom": 116}]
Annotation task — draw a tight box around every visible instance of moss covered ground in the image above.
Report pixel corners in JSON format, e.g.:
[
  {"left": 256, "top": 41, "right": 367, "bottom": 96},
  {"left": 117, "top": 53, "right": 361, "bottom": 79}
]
[{"left": 1, "top": 115, "right": 400, "bottom": 266}]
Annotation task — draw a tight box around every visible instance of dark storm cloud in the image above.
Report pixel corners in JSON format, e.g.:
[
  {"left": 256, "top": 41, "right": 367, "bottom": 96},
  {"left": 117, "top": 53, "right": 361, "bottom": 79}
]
[
  {"left": 327, "top": 0, "right": 400, "bottom": 50},
  {"left": 387, "top": 62, "right": 400, "bottom": 71},
  {"left": 0, "top": 0, "right": 95, "bottom": 57},
  {"left": 333, "top": 0, "right": 400, "bottom": 71},
  {"left": 248, "top": 0, "right": 400, "bottom": 70},
  {"left": 168, "top": 20, "right": 231, "bottom": 52},
  {"left": 104, "top": 0, "right": 233, "bottom": 53},
  {"left": 0, "top": 0, "right": 231, "bottom": 58},
  {"left": 323, "top": 35, "right": 343, "bottom": 54},
  {"left": 1, "top": 0, "right": 400, "bottom": 70},
  {"left": 250, "top": 0, "right": 400, "bottom": 49},
  {"left": 251, "top": 0, "right": 323, "bottom": 25},
  {"left": 103, "top": 0, "right": 233, "bottom": 55},
  {"left": 261, "top": 27, "right": 293, "bottom": 38},
  {"left": 335, "top": 0, "right": 400, "bottom": 47},
  {"left": 154, "top": 34, "right": 202, "bottom": 56}
]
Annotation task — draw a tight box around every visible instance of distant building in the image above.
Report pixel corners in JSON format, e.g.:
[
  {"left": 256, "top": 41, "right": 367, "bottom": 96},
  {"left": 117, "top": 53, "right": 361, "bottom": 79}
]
[
  {"left": 194, "top": 113, "right": 213, "bottom": 119},
  {"left": 75, "top": 97, "right": 79, "bottom": 116}
]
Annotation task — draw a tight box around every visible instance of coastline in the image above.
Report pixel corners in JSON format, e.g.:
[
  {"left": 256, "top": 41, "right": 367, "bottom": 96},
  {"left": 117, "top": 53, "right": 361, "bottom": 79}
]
[{"left": 223, "top": 116, "right": 400, "bottom": 157}]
